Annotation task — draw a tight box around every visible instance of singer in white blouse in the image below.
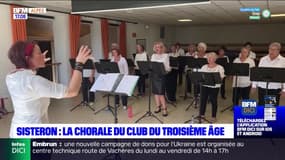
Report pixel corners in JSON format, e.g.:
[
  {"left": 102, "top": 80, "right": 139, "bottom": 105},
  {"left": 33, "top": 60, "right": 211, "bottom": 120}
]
[
  {"left": 134, "top": 44, "right": 148, "bottom": 96},
  {"left": 232, "top": 47, "right": 255, "bottom": 106},
  {"left": 111, "top": 48, "right": 129, "bottom": 109},
  {"left": 151, "top": 42, "right": 171, "bottom": 116},
  {"left": 251, "top": 42, "right": 285, "bottom": 105},
  {"left": 200, "top": 52, "right": 225, "bottom": 123}
]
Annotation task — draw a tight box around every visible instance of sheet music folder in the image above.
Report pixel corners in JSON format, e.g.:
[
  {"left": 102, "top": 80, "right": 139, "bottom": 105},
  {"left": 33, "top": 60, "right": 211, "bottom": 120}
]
[{"left": 90, "top": 73, "right": 139, "bottom": 96}]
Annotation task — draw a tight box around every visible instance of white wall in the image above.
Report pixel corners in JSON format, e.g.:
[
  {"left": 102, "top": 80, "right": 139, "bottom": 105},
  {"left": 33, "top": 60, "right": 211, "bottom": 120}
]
[
  {"left": 126, "top": 23, "right": 173, "bottom": 57},
  {"left": 0, "top": 4, "right": 13, "bottom": 99},
  {"left": 164, "top": 26, "right": 176, "bottom": 47},
  {"left": 174, "top": 23, "right": 285, "bottom": 44},
  {"left": 81, "top": 17, "right": 104, "bottom": 61},
  {"left": 46, "top": 11, "right": 71, "bottom": 86}
]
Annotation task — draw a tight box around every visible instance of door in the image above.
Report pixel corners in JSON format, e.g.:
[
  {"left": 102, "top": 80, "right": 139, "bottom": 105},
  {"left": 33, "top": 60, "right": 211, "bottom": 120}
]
[{"left": 36, "top": 41, "right": 53, "bottom": 81}]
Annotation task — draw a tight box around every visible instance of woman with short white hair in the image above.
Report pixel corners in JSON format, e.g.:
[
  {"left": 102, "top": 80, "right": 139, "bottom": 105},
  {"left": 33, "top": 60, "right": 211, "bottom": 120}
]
[
  {"left": 196, "top": 42, "right": 207, "bottom": 58},
  {"left": 200, "top": 52, "right": 225, "bottom": 123}
]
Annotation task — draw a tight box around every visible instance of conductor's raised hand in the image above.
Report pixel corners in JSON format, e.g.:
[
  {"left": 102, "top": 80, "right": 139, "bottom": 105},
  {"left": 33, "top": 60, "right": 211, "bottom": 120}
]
[
  {"left": 43, "top": 50, "right": 51, "bottom": 62},
  {"left": 76, "top": 45, "right": 91, "bottom": 64}
]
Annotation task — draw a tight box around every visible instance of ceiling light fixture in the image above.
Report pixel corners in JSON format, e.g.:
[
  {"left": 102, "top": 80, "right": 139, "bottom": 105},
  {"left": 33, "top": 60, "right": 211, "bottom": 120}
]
[
  {"left": 271, "top": 13, "right": 285, "bottom": 17},
  {"left": 178, "top": 19, "right": 192, "bottom": 22},
  {"left": 71, "top": 1, "right": 211, "bottom": 14}
]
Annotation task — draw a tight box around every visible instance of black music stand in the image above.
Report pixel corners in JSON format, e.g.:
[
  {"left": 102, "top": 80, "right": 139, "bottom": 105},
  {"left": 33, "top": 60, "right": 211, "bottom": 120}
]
[
  {"left": 250, "top": 67, "right": 285, "bottom": 98},
  {"left": 216, "top": 57, "right": 228, "bottom": 69},
  {"left": 98, "top": 76, "right": 136, "bottom": 160},
  {"left": 165, "top": 56, "right": 178, "bottom": 107},
  {"left": 69, "top": 59, "right": 95, "bottom": 112},
  {"left": 99, "top": 59, "right": 110, "bottom": 62},
  {"left": 185, "top": 72, "right": 221, "bottom": 124},
  {"left": 250, "top": 67, "right": 285, "bottom": 146},
  {"left": 185, "top": 58, "right": 208, "bottom": 111},
  {"left": 135, "top": 61, "right": 165, "bottom": 124},
  {"left": 178, "top": 56, "right": 194, "bottom": 100},
  {"left": 126, "top": 58, "right": 138, "bottom": 98},
  {"left": 220, "top": 63, "right": 249, "bottom": 112},
  {"left": 127, "top": 58, "right": 136, "bottom": 68},
  {"left": 170, "top": 56, "right": 179, "bottom": 67},
  {"left": 94, "top": 62, "right": 120, "bottom": 116}
]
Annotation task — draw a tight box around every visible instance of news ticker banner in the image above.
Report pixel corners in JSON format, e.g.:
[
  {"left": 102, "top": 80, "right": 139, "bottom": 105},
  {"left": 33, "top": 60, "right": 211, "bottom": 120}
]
[
  {"left": 1, "top": 138, "right": 285, "bottom": 160},
  {"left": 234, "top": 99, "right": 285, "bottom": 138},
  {"left": 12, "top": 124, "right": 233, "bottom": 139}
]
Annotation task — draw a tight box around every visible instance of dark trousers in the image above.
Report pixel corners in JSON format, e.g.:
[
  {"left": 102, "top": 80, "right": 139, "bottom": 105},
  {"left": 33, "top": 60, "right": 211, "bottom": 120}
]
[
  {"left": 186, "top": 71, "right": 192, "bottom": 93},
  {"left": 232, "top": 86, "right": 251, "bottom": 105},
  {"left": 194, "top": 84, "right": 200, "bottom": 97},
  {"left": 178, "top": 66, "right": 184, "bottom": 85},
  {"left": 220, "top": 77, "right": 226, "bottom": 97},
  {"left": 135, "top": 69, "right": 146, "bottom": 94},
  {"left": 115, "top": 95, "right": 128, "bottom": 106},
  {"left": 258, "top": 87, "right": 281, "bottom": 106},
  {"left": 165, "top": 69, "right": 178, "bottom": 101},
  {"left": 200, "top": 86, "right": 219, "bottom": 118},
  {"left": 82, "top": 78, "right": 95, "bottom": 102}
]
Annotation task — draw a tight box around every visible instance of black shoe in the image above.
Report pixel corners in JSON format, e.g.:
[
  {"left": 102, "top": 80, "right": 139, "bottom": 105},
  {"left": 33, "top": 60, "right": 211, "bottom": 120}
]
[
  {"left": 154, "top": 106, "right": 161, "bottom": 113},
  {"left": 168, "top": 99, "right": 176, "bottom": 103},
  {"left": 162, "top": 109, "right": 168, "bottom": 117},
  {"left": 221, "top": 96, "right": 227, "bottom": 100}
]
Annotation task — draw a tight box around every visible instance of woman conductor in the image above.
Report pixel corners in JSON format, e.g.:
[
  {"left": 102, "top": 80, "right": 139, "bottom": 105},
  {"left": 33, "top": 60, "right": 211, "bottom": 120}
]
[{"left": 6, "top": 41, "right": 91, "bottom": 137}]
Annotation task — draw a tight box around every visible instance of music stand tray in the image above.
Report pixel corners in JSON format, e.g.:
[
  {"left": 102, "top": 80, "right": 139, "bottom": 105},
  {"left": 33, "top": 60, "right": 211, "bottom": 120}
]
[
  {"left": 216, "top": 57, "right": 228, "bottom": 69},
  {"left": 91, "top": 73, "right": 138, "bottom": 123},
  {"left": 250, "top": 67, "right": 285, "bottom": 95},
  {"left": 69, "top": 59, "right": 95, "bottom": 112}
]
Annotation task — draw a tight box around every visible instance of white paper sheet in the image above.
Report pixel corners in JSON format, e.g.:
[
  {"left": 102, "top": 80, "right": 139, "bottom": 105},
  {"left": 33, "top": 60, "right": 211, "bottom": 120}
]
[
  {"left": 90, "top": 73, "right": 120, "bottom": 92},
  {"left": 115, "top": 75, "right": 139, "bottom": 96}
]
